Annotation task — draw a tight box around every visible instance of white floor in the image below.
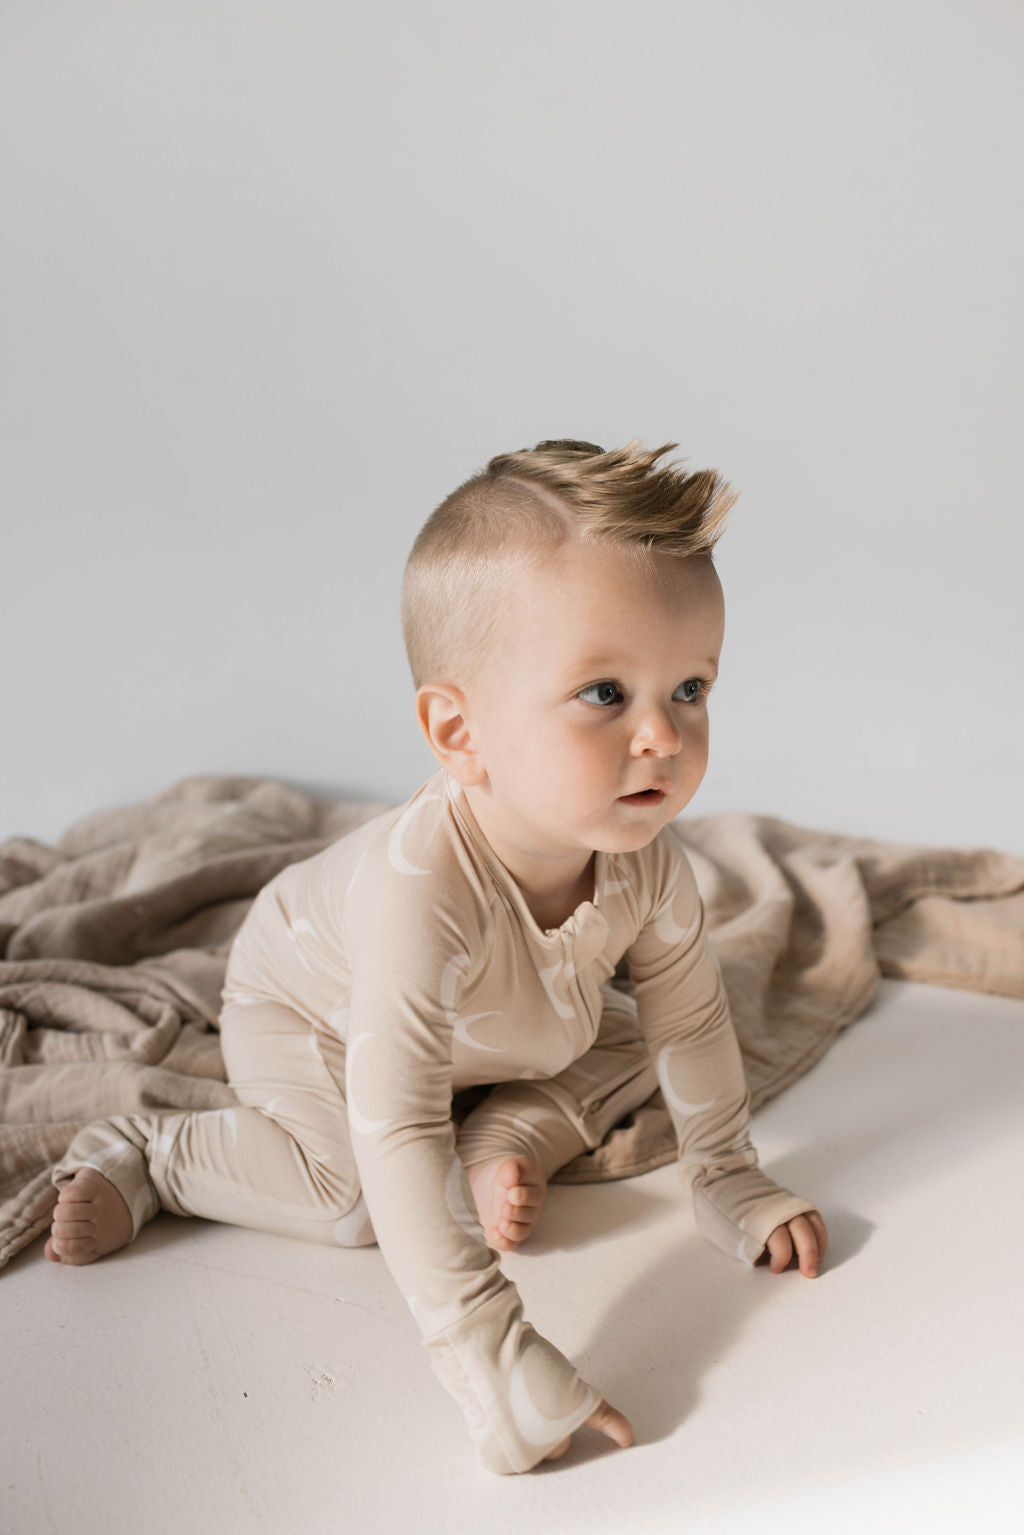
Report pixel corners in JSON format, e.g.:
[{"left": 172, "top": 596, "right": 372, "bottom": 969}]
[{"left": 4, "top": 976, "right": 1023, "bottom": 1535}]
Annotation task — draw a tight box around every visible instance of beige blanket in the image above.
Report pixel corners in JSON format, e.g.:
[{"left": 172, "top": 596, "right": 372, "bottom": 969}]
[{"left": 3, "top": 774, "right": 1022, "bottom": 1270}]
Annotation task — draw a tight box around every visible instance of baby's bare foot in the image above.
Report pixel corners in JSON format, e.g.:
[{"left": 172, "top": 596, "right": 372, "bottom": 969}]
[
  {"left": 465, "top": 1155, "right": 547, "bottom": 1252},
  {"left": 44, "top": 1167, "right": 133, "bottom": 1265}
]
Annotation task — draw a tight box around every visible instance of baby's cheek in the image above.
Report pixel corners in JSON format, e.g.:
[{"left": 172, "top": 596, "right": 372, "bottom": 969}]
[{"left": 686, "top": 721, "right": 710, "bottom": 772}]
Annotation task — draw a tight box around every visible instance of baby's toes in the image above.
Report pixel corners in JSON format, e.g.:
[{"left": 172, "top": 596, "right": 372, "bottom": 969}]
[
  {"left": 52, "top": 1217, "right": 96, "bottom": 1246},
  {"left": 498, "top": 1156, "right": 538, "bottom": 1190},
  {"left": 510, "top": 1181, "right": 545, "bottom": 1225},
  {"left": 52, "top": 1214, "right": 97, "bottom": 1248},
  {"left": 503, "top": 1193, "right": 536, "bottom": 1229},
  {"left": 499, "top": 1221, "right": 531, "bottom": 1247},
  {"left": 46, "top": 1228, "right": 95, "bottom": 1264},
  {"left": 59, "top": 1239, "right": 100, "bottom": 1263},
  {"left": 499, "top": 1195, "right": 540, "bottom": 1241},
  {"left": 488, "top": 1223, "right": 519, "bottom": 1252}
]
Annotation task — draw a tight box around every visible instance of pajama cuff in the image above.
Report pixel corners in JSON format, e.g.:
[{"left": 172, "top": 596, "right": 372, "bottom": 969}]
[
  {"left": 423, "top": 1287, "right": 598, "bottom": 1474},
  {"left": 682, "top": 1160, "right": 821, "bottom": 1266}
]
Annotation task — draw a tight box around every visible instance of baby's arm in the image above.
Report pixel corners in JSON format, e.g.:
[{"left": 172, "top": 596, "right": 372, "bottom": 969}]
[
  {"left": 628, "top": 836, "right": 827, "bottom": 1271},
  {"left": 343, "top": 896, "right": 615, "bottom": 1473}
]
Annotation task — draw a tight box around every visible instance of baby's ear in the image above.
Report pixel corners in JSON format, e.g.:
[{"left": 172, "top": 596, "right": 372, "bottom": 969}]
[{"left": 414, "top": 684, "right": 487, "bottom": 786}]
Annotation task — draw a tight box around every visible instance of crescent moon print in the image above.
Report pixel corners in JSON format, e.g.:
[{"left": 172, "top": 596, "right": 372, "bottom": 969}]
[
  {"left": 452, "top": 1012, "right": 504, "bottom": 1052},
  {"left": 333, "top": 1194, "right": 376, "bottom": 1247},
  {"left": 285, "top": 919, "right": 317, "bottom": 973},
  {"left": 736, "top": 1234, "right": 761, "bottom": 1265},
  {"left": 344, "top": 844, "right": 371, "bottom": 901},
  {"left": 439, "top": 952, "right": 470, "bottom": 1012},
  {"left": 439, "top": 953, "right": 503, "bottom": 1052},
  {"left": 656, "top": 1046, "right": 715, "bottom": 1119},
  {"left": 653, "top": 906, "right": 701, "bottom": 946},
  {"left": 387, "top": 793, "right": 444, "bottom": 876},
  {"left": 539, "top": 962, "right": 576, "bottom": 1020},
  {"left": 444, "top": 1159, "right": 485, "bottom": 1240},
  {"left": 345, "top": 1034, "right": 395, "bottom": 1136},
  {"left": 508, "top": 1348, "right": 597, "bottom": 1446}
]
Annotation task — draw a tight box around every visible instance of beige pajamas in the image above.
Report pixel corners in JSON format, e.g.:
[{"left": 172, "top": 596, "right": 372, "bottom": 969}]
[{"left": 53, "top": 769, "right": 818, "bottom": 1474}]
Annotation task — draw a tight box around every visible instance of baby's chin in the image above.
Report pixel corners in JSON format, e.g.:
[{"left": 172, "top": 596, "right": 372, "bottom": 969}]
[{"left": 589, "top": 816, "right": 679, "bottom": 856}]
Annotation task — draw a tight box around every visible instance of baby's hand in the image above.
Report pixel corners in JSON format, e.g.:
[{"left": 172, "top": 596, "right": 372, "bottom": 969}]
[
  {"left": 761, "top": 1211, "right": 828, "bottom": 1278},
  {"left": 542, "top": 1397, "right": 634, "bottom": 1463}
]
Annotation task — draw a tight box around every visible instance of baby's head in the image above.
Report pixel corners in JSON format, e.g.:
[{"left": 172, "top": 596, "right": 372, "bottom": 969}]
[
  {"left": 401, "top": 438, "right": 737, "bottom": 875},
  {"left": 402, "top": 437, "right": 734, "bottom": 690}
]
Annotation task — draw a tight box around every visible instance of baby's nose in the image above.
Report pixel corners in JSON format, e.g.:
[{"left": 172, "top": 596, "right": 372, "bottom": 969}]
[{"left": 630, "top": 707, "right": 682, "bottom": 756}]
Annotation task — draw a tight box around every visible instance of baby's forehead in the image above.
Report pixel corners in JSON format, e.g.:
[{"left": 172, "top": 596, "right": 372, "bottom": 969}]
[
  {"left": 501, "top": 559, "right": 720, "bottom": 660},
  {"left": 514, "top": 536, "right": 721, "bottom": 610},
  {"left": 456, "top": 538, "right": 722, "bottom": 688}
]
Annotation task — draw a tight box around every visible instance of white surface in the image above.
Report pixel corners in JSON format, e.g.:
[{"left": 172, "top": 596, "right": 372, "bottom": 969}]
[
  {"left": 4, "top": 977, "right": 1022, "bottom": 1535},
  {"left": 2, "top": 1, "right": 1023, "bottom": 845}
]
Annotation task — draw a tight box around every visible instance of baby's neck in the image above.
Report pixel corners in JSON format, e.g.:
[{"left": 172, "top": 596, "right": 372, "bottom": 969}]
[
  {"left": 460, "top": 784, "right": 595, "bottom": 929},
  {"left": 520, "top": 859, "right": 595, "bottom": 932}
]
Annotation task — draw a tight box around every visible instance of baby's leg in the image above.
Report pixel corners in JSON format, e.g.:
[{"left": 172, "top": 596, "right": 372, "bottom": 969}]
[
  {"left": 47, "top": 998, "right": 372, "bottom": 1264},
  {"left": 457, "top": 982, "right": 657, "bottom": 1252}
]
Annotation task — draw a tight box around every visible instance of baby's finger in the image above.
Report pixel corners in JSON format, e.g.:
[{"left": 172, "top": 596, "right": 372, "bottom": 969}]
[
  {"left": 789, "top": 1215, "right": 821, "bottom": 1278},
  {"left": 507, "top": 1186, "right": 541, "bottom": 1208},
  {"left": 499, "top": 1218, "right": 533, "bottom": 1241},
  {"left": 765, "top": 1223, "right": 793, "bottom": 1274},
  {"left": 586, "top": 1397, "right": 634, "bottom": 1449},
  {"left": 806, "top": 1210, "right": 828, "bottom": 1267},
  {"left": 540, "top": 1397, "right": 633, "bottom": 1463}
]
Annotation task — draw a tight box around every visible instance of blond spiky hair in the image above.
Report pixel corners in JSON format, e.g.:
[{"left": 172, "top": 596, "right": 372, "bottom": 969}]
[{"left": 400, "top": 437, "right": 737, "bottom": 691}]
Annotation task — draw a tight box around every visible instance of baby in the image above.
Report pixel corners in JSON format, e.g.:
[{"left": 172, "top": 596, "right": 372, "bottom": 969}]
[{"left": 45, "top": 437, "right": 827, "bottom": 1475}]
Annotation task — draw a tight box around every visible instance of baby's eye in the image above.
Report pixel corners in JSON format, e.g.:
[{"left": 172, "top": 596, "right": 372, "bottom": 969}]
[
  {"left": 578, "top": 681, "right": 624, "bottom": 707},
  {"left": 674, "top": 678, "right": 708, "bottom": 704}
]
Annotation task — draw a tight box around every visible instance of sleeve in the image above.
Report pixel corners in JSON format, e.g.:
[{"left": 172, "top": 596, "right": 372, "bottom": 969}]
[
  {"left": 342, "top": 877, "right": 598, "bottom": 1474},
  {"left": 625, "top": 834, "right": 821, "bottom": 1265}
]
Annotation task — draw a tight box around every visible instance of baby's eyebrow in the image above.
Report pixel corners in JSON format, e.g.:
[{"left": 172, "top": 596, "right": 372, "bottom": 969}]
[{"left": 563, "top": 653, "right": 618, "bottom": 676}]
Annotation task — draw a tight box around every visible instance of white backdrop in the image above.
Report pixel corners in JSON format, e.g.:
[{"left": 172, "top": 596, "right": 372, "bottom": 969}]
[{"left": 2, "top": 1, "right": 1021, "bottom": 853}]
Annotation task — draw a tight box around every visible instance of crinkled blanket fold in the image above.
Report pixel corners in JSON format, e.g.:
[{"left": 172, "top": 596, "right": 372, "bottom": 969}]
[{"left": 3, "top": 774, "right": 1022, "bottom": 1270}]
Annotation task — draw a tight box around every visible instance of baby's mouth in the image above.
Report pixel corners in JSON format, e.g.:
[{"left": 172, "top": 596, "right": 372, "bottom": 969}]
[{"left": 618, "top": 789, "right": 666, "bottom": 807}]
